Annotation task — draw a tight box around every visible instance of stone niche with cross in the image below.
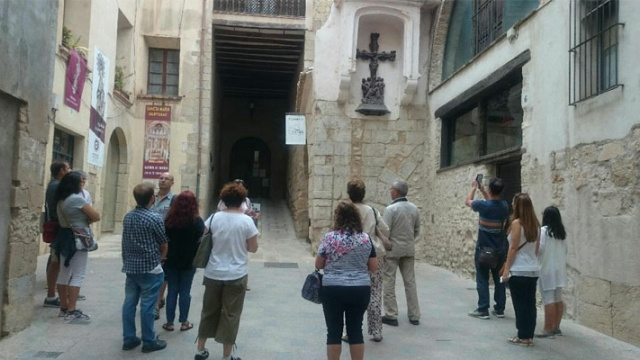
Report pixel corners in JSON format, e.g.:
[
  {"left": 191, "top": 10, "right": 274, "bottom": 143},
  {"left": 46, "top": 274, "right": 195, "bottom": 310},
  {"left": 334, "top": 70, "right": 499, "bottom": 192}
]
[{"left": 313, "top": 1, "right": 424, "bottom": 119}]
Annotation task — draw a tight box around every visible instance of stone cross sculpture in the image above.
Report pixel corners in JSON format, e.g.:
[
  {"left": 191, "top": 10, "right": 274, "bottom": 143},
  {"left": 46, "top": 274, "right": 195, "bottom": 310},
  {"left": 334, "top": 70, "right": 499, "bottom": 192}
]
[{"left": 355, "top": 33, "right": 396, "bottom": 116}]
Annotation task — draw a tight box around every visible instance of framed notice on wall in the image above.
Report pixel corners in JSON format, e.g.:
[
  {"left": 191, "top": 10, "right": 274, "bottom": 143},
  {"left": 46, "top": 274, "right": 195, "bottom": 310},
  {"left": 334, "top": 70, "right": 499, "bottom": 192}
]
[{"left": 285, "top": 113, "right": 306, "bottom": 145}]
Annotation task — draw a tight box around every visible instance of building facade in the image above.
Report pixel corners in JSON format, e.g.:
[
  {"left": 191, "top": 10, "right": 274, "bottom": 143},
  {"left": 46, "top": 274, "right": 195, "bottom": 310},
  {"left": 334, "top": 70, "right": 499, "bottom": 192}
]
[{"left": 1, "top": 0, "right": 638, "bottom": 348}]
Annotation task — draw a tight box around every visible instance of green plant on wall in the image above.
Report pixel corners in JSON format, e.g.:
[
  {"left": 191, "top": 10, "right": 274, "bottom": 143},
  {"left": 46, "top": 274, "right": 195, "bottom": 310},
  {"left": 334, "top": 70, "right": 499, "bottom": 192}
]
[
  {"left": 114, "top": 65, "right": 133, "bottom": 95},
  {"left": 61, "top": 26, "right": 88, "bottom": 58}
]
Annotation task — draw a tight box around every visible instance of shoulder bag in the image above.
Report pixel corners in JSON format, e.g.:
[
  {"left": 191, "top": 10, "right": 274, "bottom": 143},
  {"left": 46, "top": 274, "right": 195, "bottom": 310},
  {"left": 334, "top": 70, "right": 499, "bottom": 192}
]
[
  {"left": 59, "top": 204, "right": 98, "bottom": 252},
  {"left": 301, "top": 269, "right": 323, "bottom": 304},
  {"left": 193, "top": 216, "right": 214, "bottom": 269},
  {"left": 371, "top": 206, "right": 392, "bottom": 252}
]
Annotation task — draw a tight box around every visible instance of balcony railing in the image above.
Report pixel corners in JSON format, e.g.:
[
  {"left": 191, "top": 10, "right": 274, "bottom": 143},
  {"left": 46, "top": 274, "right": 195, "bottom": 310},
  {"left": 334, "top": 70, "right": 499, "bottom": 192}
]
[{"left": 214, "top": 0, "right": 305, "bottom": 17}]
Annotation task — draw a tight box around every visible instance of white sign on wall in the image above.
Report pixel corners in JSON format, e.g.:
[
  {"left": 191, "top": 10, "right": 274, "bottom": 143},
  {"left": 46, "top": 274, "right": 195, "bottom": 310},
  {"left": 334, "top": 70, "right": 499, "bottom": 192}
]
[
  {"left": 87, "top": 46, "right": 110, "bottom": 167},
  {"left": 285, "top": 114, "right": 306, "bottom": 145}
]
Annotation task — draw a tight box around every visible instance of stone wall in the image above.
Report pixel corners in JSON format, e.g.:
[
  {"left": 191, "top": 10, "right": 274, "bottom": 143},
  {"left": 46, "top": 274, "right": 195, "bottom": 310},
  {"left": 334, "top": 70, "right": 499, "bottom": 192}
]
[
  {"left": 547, "top": 125, "right": 640, "bottom": 345},
  {"left": 307, "top": 101, "right": 427, "bottom": 251},
  {"left": 0, "top": 0, "right": 58, "bottom": 337},
  {"left": 287, "top": 145, "right": 310, "bottom": 238}
]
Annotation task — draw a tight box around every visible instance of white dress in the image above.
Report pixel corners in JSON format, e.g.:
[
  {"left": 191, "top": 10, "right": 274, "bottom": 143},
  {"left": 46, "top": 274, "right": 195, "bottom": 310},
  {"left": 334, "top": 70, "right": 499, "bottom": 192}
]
[{"left": 538, "top": 226, "right": 568, "bottom": 291}]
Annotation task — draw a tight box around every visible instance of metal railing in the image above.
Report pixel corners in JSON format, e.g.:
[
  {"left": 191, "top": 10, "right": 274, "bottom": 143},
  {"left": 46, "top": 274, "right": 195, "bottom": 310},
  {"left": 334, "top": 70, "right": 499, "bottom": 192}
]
[
  {"left": 213, "top": 0, "right": 305, "bottom": 17},
  {"left": 472, "top": 0, "right": 504, "bottom": 54},
  {"left": 569, "top": 0, "right": 624, "bottom": 105}
]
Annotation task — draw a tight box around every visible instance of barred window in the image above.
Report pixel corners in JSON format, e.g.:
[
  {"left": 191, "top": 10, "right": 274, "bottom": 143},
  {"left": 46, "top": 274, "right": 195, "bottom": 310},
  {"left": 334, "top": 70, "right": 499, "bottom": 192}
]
[
  {"left": 53, "top": 128, "right": 75, "bottom": 168},
  {"left": 473, "top": 0, "right": 504, "bottom": 54},
  {"left": 569, "top": 0, "right": 624, "bottom": 104}
]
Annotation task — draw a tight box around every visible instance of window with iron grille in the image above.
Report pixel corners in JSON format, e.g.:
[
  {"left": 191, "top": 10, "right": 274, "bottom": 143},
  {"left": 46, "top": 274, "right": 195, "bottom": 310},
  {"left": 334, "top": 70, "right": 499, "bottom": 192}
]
[
  {"left": 443, "top": 0, "right": 538, "bottom": 79},
  {"left": 148, "top": 48, "right": 180, "bottom": 96},
  {"left": 569, "top": 0, "right": 624, "bottom": 105},
  {"left": 473, "top": 0, "right": 504, "bottom": 54},
  {"left": 53, "top": 128, "right": 75, "bottom": 168}
]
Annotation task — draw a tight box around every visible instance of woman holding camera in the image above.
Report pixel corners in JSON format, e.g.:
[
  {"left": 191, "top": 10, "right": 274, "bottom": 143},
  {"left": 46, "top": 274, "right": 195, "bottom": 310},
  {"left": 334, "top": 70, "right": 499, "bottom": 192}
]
[
  {"left": 501, "top": 193, "right": 540, "bottom": 347},
  {"left": 316, "top": 201, "right": 378, "bottom": 360}
]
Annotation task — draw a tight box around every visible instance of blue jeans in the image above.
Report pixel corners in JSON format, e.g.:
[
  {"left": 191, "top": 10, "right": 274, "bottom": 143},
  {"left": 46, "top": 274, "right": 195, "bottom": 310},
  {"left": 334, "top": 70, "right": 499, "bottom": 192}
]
[
  {"left": 122, "top": 273, "right": 164, "bottom": 345},
  {"left": 475, "top": 248, "right": 506, "bottom": 312},
  {"left": 165, "top": 267, "right": 196, "bottom": 323}
]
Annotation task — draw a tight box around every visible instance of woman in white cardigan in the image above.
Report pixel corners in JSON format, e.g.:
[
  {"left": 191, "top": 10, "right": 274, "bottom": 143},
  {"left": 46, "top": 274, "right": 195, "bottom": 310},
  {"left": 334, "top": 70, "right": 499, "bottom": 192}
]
[{"left": 536, "top": 206, "right": 567, "bottom": 339}]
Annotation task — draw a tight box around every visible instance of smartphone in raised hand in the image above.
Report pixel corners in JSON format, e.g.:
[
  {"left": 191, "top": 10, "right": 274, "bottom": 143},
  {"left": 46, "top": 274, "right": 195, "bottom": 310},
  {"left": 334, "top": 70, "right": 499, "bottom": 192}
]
[{"left": 476, "top": 174, "right": 483, "bottom": 186}]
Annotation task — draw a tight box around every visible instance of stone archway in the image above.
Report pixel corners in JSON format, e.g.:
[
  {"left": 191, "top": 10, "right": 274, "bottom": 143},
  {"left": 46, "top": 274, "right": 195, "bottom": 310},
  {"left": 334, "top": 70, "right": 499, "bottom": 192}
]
[
  {"left": 102, "top": 127, "right": 129, "bottom": 233},
  {"left": 229, "top": 137, "right": 271, "bottom": 199}
]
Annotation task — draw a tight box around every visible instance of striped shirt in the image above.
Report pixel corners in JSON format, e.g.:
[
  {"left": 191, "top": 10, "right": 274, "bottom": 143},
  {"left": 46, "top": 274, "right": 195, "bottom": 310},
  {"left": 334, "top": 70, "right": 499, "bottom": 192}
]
[
  {"left": 471, "top": 199, "right": 509, "bottom": 250},
  {"left": 318, "top": 230, "right": 375, "bottom": 287},
  {"left": 122, "top": 206, "right": 169, "bottom": 274}
]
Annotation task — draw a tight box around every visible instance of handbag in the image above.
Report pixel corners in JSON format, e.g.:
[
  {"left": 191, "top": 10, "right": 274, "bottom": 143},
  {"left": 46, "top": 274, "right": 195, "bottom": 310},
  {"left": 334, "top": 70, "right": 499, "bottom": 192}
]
[
  {"left": 477, "top": 247, "right": 500, "bottom": 269},
  {"left": 371, "top": 206, "right": 392, "bottom": 253},
  {"left": 42, "top": 221, "right": 60, "bottom": 244},
  {"left": 193, "top": 217, "right": 214, "bottom": 269},
  {"left": 59, "top": 204, "right": 97, "bottom": 251},
  {"left": 301, "top": 269, "right": 323, "bottom": 304},
  {"left": 72, "top": 226, "right": 98, "bottom": 251}
]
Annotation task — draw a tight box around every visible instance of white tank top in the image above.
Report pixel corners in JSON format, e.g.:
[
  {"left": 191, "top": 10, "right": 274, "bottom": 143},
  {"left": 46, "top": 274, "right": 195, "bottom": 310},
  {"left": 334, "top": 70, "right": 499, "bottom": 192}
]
[{"left": 509, "top": 228, "right": 539, "bottom": 275}]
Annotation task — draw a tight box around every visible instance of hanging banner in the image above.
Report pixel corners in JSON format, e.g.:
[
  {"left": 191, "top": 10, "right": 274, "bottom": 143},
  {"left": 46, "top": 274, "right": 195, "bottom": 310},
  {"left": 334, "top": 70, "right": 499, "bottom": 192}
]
[
  {"left": 143, "top": 105, "right": 172, "bottom": 178},
  {"left": 63, "top": 49, "right": 87, "bottom": 112},
  {"left": 87, "top": 47, "right": 109, "bottom": 167},
  {"left": 285, "top": 113, "right": 306, "bottom": 145}
]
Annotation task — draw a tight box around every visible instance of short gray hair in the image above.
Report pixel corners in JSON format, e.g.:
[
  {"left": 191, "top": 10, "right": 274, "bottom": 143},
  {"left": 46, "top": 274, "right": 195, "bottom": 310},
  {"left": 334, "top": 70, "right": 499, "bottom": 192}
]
[{"left": 392, "top": 180, "right": 408, "bottom": 196}]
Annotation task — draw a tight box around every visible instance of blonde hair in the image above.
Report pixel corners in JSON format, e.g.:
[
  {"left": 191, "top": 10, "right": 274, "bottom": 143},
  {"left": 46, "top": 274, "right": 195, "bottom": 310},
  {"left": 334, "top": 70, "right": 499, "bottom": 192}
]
[{"left": 510, "top": 193, "right": 540, "bottom": 243}]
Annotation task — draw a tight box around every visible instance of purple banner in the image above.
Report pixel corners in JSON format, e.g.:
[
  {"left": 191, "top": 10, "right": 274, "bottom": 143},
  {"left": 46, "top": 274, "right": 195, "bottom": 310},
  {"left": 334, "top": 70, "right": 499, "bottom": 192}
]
[{"left": 64, "top": 49, "right": 87, "bottom": 111}]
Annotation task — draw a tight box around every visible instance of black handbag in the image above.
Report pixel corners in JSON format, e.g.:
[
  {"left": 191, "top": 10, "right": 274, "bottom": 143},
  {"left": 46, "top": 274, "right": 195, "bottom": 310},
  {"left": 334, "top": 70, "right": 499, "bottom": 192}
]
[
  {"left": 301, "top": 270, "right": 323, "bottom": 304},
  {"left": 477, "top": 247, "right": 499, "bottom": 269}
]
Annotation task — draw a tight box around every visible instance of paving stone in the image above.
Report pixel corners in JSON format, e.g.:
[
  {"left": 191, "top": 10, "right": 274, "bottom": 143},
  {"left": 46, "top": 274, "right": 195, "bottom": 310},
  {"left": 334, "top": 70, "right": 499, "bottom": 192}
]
[{"left": 0, "top": 200, "right": 639, "bottom": 359}]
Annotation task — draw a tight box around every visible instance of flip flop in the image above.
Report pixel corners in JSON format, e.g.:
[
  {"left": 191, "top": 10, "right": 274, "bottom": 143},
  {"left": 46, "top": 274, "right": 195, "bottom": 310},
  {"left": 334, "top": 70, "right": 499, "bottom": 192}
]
[
  {"left": 162, "top": 323, "right": 174, "bottom": 331},
  {"left": 180, "top": 322, "right": 194, "bottom": 331}
]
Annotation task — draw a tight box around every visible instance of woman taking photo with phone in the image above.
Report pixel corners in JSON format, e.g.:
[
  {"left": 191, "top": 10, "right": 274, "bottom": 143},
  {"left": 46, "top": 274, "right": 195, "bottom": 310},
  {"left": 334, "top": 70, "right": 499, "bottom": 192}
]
[
  {"left": 500, "top": 193, "right": 540, "bottom": 347},
  {"left": 536, "top": 206, "right": 567, "bottom": 338}
]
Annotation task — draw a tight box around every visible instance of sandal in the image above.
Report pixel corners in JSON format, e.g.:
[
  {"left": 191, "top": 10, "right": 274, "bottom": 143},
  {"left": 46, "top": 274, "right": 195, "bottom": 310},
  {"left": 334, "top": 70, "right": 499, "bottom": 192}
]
[
  {"left": 180, "top": 321, "right": 194, "bottom": 331},
  {"left": 162, "top": 323, "right": 174, "bottom": 331},
  {"left": 507, "top": 336, "right": 533, "bottom": 347}
]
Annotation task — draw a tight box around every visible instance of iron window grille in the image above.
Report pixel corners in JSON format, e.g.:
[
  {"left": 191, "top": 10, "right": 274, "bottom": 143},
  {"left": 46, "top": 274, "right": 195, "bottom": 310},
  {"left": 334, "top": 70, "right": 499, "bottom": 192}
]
[
  {"left": 213, "top": 0, "right": 305, "bottom": 17},
  {"left": 53, "top": 128, "right": 74, "bottom": 168},
  {"left": 148, "top": 48, "right": 180, "bottom": 96},
  {"left": 472, "top": 0, "right": 504, "bottom": 54},
  {"left": 569, "top": 0, "right": 624, "bottom": 105}
]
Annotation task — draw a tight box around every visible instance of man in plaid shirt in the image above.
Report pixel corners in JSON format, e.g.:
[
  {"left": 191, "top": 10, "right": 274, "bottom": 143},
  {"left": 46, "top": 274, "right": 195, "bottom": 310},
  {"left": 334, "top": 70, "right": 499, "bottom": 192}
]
[{"left": 121, "top": 183, "right": 169, "bottom": 353}]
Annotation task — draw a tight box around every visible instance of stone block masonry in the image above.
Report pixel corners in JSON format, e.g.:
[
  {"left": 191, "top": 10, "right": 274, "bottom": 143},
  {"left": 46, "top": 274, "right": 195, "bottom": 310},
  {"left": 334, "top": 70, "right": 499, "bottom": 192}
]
[
  {"left": 306, "top": 101, "right": 426, "bottom": 251},
  {"left": 4, "top": 104, "right": 48, "bottom": 337}
]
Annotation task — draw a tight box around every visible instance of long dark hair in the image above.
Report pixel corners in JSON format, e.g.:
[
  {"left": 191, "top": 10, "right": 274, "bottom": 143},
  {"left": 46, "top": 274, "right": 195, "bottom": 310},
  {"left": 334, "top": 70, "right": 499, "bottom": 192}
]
[
  {"left": 542, "top": 206, "right": 566, "bottom": 240},
  {"left": 55, "top": 172, "right": 83, "bottom": 203},
  {"left": 165, "top": 190, "right": 199, "bottom": 228},
  {"left": 333, "top": 201, "right": 363, "bottom": 234}
]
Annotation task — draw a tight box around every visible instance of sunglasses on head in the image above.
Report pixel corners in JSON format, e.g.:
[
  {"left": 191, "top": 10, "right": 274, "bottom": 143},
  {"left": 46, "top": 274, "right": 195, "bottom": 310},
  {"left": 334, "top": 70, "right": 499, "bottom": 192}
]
[{"left": 234, "top": 179, "right": 245, "bottom": 185}]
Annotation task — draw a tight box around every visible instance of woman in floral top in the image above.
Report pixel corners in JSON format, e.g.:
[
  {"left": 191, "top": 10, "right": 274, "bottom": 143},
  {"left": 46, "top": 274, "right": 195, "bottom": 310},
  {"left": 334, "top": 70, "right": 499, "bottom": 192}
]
[{"left": 316, "top": 201, "right": 378, "bottom": 360}]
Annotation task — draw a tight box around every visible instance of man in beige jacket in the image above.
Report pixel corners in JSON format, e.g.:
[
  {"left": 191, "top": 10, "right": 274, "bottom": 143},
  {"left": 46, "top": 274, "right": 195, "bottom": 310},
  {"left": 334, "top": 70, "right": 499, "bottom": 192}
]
[{"left": 382, "top": 180, "right": 421, "bottom": 326}]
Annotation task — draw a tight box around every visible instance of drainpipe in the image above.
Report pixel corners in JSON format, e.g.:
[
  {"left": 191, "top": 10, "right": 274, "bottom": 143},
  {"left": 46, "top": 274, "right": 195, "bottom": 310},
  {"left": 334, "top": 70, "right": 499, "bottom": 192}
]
[{"left": 196, "top": 0, "right": 207, "bottom": 201}]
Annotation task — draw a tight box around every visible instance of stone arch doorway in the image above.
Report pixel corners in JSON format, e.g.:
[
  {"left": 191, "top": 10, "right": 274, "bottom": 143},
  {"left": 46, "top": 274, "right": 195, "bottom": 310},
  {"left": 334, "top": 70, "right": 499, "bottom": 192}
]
[
  {"left": 229, "top": 137, "right": 271, "bottom": 199},
  {"left": 102, "top": 128, "right": 128, "bottom": 233}
]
